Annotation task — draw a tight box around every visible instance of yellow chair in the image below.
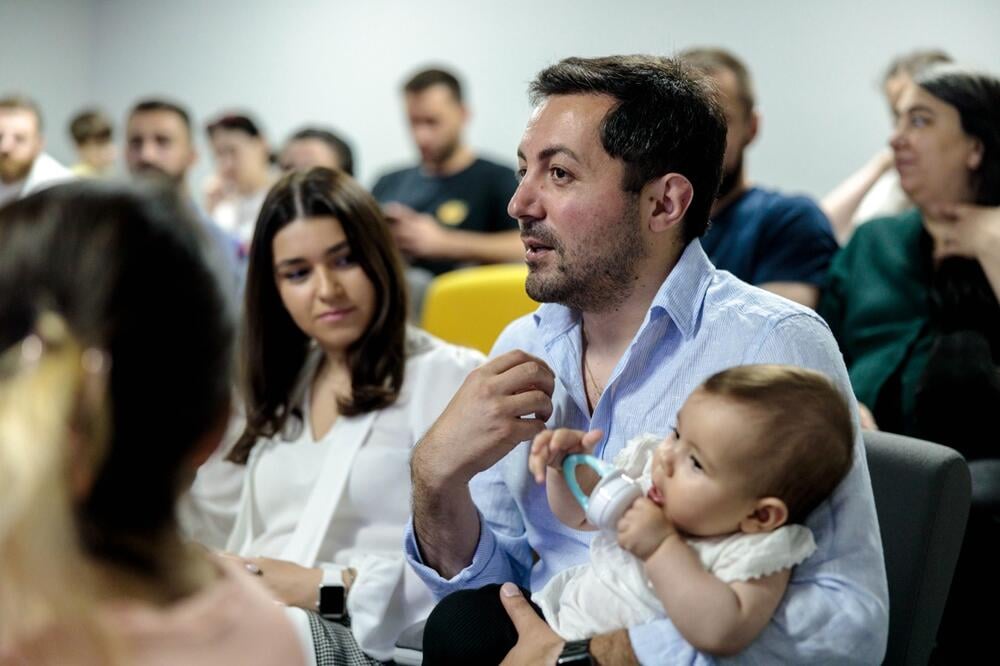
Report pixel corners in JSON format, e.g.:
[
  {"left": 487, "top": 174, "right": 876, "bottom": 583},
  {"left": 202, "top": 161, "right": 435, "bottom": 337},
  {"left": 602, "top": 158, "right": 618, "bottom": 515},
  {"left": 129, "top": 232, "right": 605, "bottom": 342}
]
[{"left": 420, "top": 263, "right": 539, "bottom": 354}]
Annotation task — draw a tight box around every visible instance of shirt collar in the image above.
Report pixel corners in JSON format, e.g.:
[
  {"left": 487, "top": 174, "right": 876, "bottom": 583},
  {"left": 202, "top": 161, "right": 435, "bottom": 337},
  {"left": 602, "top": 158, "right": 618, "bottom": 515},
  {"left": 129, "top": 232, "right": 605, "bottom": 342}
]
[{"left": 531, "top": 239, "right": 715, "bottom": 343}]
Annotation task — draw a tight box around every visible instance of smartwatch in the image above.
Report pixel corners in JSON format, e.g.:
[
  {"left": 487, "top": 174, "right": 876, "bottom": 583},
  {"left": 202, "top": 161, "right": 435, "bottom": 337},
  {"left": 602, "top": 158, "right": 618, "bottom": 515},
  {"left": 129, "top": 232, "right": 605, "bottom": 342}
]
[
  {"left": 317, "top": 583, "right": 346, "bottom": 621},
  {"left": 557, "top": 638, "right": 594, "bottom": 665}
]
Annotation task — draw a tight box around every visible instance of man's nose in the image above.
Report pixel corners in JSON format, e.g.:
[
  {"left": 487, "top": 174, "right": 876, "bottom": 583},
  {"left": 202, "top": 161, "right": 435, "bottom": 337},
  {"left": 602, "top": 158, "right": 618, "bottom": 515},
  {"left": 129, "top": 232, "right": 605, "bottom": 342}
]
[
  {"left": 139, "top": 141, "right": 159, "bottom": 164},
  {"left": 508, "top": 175, "right": 541, "bottom": 222}
]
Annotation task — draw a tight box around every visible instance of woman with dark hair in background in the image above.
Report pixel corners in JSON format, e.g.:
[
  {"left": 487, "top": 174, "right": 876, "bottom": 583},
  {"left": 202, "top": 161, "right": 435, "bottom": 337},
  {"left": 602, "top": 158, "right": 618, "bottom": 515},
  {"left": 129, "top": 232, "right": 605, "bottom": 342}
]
[
  {"left": 820, "top": 49, "right": 953, "bottom": 243},
  {"left": 0, "top": 183, "right": 304, "bottom": 665},
  {"left": 205, "top": 113, "right": 276, "bottom": 249},
  {"left": 819, "top": 65, "right": 1000, "bottom": 450},
  {"left": 821, "top": 64, "right": 1000, "bottom": 661},
  {"left": 183, "top": 167, "right": 483, "bottom": 665}
]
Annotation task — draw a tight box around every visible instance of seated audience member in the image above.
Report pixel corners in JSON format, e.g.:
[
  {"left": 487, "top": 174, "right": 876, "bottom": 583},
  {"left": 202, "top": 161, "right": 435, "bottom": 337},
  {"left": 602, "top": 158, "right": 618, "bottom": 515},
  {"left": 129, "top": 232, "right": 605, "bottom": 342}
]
[
  {"left": 424, "top": 365, "right": 854, "bottom": 662},
  {"left": 181, "top": 168, "right": 484, "bottom": 665},
  {"left": 819, "top": 65, "right": 1000, "bottom": 455},
  {"left": 372, "top": 67, "right": 521, "bottom": 316},
  {"left": 821, "top": 49, "right": 953, "bottom": 243},
  {"left": 280, "top": 126, "right": 355, "bottom": 176},
  {"left": 0, "top": 95, "right": 72, "bottom": 207},
  {"left": 125, "top": 98, "right": 245, "bottom": 298},
  {"left": 679, "top": 48, "right": 837, "bottom": 309},
  {"left": 204, "top": 113, "right": 276, "bottom": 249},
  {"left": 406, "top": 55, "right": 887, "bottom": 665},
  {"left": 0, "top": 182, "right": 305, "bottom": 665},
  {"left": 68, "top": 109, "right": 116, "bottom": 178}
]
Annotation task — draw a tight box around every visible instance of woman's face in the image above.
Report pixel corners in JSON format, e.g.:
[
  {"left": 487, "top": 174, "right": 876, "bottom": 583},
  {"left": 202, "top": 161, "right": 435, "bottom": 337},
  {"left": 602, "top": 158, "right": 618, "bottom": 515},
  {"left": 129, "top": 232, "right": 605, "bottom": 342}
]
[
  {"left": 272, "top": 216, "right": 377, "bottom": 356},
  {"left": 890, "top": 82, "right": 983, "bottom": 209}
]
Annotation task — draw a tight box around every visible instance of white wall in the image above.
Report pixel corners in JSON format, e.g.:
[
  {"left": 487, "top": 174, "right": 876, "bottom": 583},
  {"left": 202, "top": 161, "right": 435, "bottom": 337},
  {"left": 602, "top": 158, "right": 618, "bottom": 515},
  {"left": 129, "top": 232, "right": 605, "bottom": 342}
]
[
  {"left": 5, "top": 0, "right": 1000, "bottom": 200},
  {"left": 0, "top": 0, "right": 96, "bottom": 167}
]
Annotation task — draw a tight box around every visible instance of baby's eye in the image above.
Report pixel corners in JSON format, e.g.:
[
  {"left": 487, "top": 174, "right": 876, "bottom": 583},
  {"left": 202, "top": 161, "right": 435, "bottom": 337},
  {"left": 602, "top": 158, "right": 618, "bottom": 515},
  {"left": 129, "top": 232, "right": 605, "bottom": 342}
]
[{"left": 689, "top": 455, "right": 703, "bottom": 471}]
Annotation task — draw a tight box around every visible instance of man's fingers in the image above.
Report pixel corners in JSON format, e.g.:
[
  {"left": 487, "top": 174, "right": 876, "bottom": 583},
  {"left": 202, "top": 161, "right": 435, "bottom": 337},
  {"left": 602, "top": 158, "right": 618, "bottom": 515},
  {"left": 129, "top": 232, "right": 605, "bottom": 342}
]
[
  {"left": 487, "top": 350, "right": 555, "bottom": 389},
  {"left": 504, "top": 389, "right": 554, "bottom": 423},
  {"left": 508, "top": 418, "right": 548, "bottom": 450},
  {"left": 499, "top": 583, "right": 543, "bottom": 634}
]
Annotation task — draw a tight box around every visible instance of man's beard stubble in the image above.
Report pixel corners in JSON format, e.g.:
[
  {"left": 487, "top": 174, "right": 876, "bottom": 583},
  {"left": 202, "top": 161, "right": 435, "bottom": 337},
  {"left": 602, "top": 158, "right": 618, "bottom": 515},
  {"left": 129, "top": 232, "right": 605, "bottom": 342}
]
[
  {"left": 524, "top": 195, "right": 648, "bottom": 313},
  {"left": 131, "top": 162, "right": 184, "bottom": 190},
  {"left": 0, "top": 155, "right": 34, "bottom": 184},
  {"left": 716, "top": 154, "right": 743, "bottom": 203}
]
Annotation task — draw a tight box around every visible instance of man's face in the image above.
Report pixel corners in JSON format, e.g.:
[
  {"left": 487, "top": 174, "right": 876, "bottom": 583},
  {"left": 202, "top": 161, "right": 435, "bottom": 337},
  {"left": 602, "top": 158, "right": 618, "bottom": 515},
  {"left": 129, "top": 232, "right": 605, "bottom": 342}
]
[
  {"left": 405, "top": 84, "right": 466, "bottom": 167},
  {"left": 509, "top": 93, "right": 648, "bottom": 313},
  {"left": 125, "top": 110, "right": 196, "bottom": 186},
  {"left": 0, "top": 108, "right": 43, "bottom": 184},
  {"left": 280, "top": 138, "right": 342, "bottom": 172},
  {"left": 710, "top": 69, "right": 757, "bottom": 185}
]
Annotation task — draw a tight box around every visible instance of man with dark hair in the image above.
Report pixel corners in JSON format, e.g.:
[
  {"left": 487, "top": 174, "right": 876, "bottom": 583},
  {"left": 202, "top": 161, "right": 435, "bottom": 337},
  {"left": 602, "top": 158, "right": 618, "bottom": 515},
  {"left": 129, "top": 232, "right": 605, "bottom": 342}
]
[
  {"left": 125, "top": 98, "right": 244, "bottom": 296},
  {"left": 279, "top": 126, "right": 354, "bottom": 176},
  {"left": 0, "top": 95, "right": 72, "bottom": 206},
  {"left": 125, "top": 99, "right": 198, "bottom": 187},
  {"left": 679, "top": 48, "right": 837, "bottom": 309},
  {"left": 68, "top": 108, "right": 116, "bottom": 178},
  {"left": 372, "top": 67, "right": 521, "bottom": 311},
  {"left": 406, "top": 55, "right": 887, "bottom": 664}
]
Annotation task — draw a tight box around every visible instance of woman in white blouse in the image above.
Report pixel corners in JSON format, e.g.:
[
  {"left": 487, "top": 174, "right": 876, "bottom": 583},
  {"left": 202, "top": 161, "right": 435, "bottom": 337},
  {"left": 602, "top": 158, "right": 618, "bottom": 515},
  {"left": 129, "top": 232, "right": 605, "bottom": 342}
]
[{"left": 184, "top": 167, "right": 483, "bottom": 665}]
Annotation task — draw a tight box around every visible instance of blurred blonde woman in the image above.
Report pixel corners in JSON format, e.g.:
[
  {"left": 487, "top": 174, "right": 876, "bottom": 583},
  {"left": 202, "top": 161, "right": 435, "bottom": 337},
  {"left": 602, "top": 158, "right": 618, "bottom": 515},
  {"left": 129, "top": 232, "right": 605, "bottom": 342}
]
[{"left": 0, "top": 183, "right": 305, "bottom": 665}]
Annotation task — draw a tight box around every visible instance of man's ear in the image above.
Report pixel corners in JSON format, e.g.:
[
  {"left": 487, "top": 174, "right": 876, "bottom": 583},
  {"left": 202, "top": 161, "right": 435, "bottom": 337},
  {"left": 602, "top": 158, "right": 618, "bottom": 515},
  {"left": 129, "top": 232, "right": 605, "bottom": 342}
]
[
  {"left": 739, "top": 496, "right": 789, "bottom": 534},
  {"left": 645, "top": 172, "right": 694, "bottom": 233},
  {"left": 967, "top": 137, "right": 984, "bottom": 171},
  {"left": 744, "top": 110, "right": 760, "bottom": 148}
]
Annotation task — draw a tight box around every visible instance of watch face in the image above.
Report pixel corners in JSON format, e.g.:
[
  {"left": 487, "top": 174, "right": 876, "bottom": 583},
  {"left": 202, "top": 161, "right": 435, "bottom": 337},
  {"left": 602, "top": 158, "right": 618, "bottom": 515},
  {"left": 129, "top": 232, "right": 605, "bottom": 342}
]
[{"left": 319, "top": 585, "right": 345, "bottom": 619}]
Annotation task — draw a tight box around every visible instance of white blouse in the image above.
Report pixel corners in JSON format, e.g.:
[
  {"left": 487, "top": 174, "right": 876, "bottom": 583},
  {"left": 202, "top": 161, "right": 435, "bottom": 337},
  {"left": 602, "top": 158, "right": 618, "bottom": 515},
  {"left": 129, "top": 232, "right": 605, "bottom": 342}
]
[{"left": 180, "top": 328, "right": 484, "bottom": 661}]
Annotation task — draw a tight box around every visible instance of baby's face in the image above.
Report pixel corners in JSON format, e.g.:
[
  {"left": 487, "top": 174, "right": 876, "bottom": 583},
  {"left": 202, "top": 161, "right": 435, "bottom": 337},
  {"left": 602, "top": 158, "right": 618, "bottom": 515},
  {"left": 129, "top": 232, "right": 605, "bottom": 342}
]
[{"left": 649, "top": 390, "right": 761, "bottom": 537}]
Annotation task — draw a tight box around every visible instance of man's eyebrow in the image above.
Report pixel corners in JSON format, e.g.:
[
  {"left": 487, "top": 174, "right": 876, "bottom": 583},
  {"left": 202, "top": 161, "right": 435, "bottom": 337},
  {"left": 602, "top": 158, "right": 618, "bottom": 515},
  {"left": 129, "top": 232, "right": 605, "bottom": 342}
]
[{"left": 517, "top": 145, "right": 584, "bottom": 164}]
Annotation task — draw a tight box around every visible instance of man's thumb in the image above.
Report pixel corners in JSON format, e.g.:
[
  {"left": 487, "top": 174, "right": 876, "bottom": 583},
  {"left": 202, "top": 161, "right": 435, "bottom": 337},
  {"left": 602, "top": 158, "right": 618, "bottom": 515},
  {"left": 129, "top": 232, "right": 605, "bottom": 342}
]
[{"left": 499, "top": 582, "right": 534, "bottom": 631}]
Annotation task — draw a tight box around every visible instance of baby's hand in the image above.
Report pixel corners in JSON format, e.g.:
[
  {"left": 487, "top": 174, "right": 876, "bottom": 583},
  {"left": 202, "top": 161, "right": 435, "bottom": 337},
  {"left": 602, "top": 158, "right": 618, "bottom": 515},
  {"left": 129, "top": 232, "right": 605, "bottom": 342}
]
[
  {"left": 617, "top": 496, "right": 676, "bottom": 560},
  {"left": 528, "top": 428, "right": 603, "bottom": 483}
]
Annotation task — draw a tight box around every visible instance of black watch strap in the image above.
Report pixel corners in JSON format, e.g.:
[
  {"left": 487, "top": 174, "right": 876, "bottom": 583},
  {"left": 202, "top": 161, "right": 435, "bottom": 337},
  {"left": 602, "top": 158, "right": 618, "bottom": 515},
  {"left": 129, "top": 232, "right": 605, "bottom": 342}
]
[{"left": 557, "top": 638, "right": 594, "bottom": 665}]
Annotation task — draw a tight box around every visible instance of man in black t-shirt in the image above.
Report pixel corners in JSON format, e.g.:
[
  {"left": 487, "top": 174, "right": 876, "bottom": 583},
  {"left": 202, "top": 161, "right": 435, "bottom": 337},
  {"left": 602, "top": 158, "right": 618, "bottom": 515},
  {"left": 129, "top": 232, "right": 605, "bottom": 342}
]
[{"left": 373, "top": 68, "right": 520, "bottom": 281}]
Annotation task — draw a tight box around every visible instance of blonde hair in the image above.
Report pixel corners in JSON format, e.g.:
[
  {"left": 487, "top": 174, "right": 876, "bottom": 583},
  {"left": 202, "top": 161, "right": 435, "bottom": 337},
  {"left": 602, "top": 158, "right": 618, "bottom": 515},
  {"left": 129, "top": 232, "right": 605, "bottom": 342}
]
[{"left": 0, "top": 313, "right": 114, "bottom": 658}]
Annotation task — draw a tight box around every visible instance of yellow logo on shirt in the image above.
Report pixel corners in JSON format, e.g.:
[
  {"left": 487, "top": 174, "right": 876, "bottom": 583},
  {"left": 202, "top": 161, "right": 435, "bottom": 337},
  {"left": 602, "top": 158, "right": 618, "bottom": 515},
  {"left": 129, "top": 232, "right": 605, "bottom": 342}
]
[{"left": 436, "top": 200, "right": 469, "bottom": 226}]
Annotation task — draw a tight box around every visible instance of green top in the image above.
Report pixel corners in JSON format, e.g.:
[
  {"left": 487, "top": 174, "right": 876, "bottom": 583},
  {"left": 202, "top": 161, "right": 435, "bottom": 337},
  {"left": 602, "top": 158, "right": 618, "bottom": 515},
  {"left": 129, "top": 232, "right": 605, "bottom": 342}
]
[{"left": 819, "top": 209, "right": 934, "bottom": 432}]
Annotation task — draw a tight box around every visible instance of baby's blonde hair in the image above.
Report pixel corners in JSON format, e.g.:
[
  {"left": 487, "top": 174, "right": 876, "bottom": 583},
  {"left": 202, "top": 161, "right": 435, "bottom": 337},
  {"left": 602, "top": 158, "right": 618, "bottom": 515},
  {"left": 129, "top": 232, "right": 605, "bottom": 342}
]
[
  {"left": 700, "top": 364, "right": 854, "bottom": 524},
  {"left": 0, "top": 314, "right": 115, "bottom": 658}
]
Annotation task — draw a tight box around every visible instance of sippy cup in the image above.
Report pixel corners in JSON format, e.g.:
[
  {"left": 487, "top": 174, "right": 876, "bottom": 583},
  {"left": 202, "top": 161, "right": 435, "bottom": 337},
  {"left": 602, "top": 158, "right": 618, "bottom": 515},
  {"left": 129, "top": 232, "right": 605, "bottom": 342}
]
[{"left": 562, "top": 454, "right": 643, "bottom": 532}]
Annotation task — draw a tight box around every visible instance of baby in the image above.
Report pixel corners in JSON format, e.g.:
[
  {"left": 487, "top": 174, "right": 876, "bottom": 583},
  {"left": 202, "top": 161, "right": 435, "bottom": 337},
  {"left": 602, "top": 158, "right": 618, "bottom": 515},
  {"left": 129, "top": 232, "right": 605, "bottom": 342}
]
[{"left": 528, "top": 363, "right": 855, "bottom": 655}]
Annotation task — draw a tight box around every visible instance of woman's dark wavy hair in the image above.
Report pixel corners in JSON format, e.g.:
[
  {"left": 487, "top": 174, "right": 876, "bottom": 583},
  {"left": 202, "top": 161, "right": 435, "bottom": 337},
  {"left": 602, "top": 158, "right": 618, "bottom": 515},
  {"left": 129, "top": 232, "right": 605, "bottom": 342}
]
[
  {"left": 917, "top": 67, "right": 1000, "bottom": 362},
  {"left": 917, "top": 65, "right": 1000, "bottom": 207},
  {"left": 0, "top": 181, "right": 234, "bottom": 575},
  {"left": 229, "top": 167, "right": 408, "bottom": 464}
]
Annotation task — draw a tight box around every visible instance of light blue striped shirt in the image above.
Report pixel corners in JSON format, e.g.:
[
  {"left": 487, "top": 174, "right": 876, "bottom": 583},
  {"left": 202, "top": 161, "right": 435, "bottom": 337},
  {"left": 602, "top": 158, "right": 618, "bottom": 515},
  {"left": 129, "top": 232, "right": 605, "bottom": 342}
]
[{"left": 406, "top": 240, "right": 888, "bottom": 663}]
